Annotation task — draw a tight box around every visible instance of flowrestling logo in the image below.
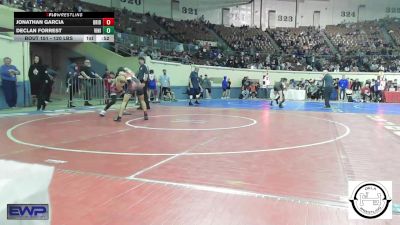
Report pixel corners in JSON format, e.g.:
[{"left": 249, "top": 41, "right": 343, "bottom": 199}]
[{"left": 348, "top": 181, "right": 392, "bottom": 219}]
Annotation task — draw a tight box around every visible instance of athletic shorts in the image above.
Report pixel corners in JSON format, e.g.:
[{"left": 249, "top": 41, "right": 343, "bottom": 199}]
[
  {"left": 110, "top": 91, "right": 124, "bottom": 97},
  {"left": 136, "top": 87, "right": 144, "bottom": 96},
  {"left": 190, "top": 88, "right": 200, "bottom": 96},
  {"left": 127, "top": 78, "right": 144, "bottom": 96},
  {"left": 148, "top": 83, "right": 156, "bottom": 90}
]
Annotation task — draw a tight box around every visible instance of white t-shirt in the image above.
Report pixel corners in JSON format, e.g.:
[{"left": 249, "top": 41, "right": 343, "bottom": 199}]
[
  {"left": 148, "top": 73, "right": 155, "bottom": 81},
  {"left": 379, "top": 80, "right": 386, "bottom": 91},
  {"left": 262, "top": 75, "right": 271, "bottom": 88}
]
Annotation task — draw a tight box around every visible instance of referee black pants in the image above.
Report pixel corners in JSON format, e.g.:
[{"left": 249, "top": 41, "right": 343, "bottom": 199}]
[
  {"left": 37, "top": 83, "right": 47, "bottom": 110},
  {"left": 142, "top": 84, "right": 150, "bottom": 109},
  {"left": 324, "top": 86, "right": 333, "bottom": 107}
]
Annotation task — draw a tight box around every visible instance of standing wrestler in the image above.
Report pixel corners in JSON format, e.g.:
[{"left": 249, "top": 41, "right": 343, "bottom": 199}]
[
  {"left": 270, "top": 78, "right": 287, "bottom": 108},
  {"left": 99, "top": 75, "right": 126, "bottom": 116},
  {"left": 114, "top": 68, "right": 148, "bottom": 121}
]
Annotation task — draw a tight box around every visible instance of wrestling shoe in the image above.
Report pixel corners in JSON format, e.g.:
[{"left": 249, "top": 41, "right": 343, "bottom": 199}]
[
  {"left": 114, "top": 116, "right": 121, "bottom": 122},
  {"left": 144, "top": 112, "right": 149, "bottom": 120},
  {"left": 99, "top": 110, "right": 106, "bottom": 117}
]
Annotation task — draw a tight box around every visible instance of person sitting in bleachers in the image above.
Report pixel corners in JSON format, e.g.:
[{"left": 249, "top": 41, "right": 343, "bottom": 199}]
[
  {"left": 307, "top": 80, "right": 320, "bottom": 100},
  {"left": 249, "top": 82, "right": 258, "bottom": 99},
  {"left": 361, "top": 84, "right": 372, "bottom": 102}
]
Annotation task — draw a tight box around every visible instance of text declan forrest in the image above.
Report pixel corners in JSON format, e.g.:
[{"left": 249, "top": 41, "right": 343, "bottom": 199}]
[{"left": 15, "top": 27, "right": 63, "bottom": 34}]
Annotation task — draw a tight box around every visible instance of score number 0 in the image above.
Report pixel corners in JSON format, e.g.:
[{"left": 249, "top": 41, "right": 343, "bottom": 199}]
[
  {"left": 102, "top": 18, "right": 115, "bottom": 26},
  {"left": 102, "top": 18, "right": 115, "bottom": 34}
]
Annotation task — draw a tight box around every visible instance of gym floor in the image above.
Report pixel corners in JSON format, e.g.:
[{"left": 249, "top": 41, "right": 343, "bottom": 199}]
[{"left": 0, "top": 99, "right": 399, "bottom": 225}]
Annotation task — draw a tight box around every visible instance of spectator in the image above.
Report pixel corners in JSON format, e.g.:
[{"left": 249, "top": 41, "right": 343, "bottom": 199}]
[
  {"left": 226, "top": 78, "right": 231, "bottom": 99},
  {"left": 103, "top": 69, "right": 115, "bottom": 103},
  {"left": 249, "top": 82, "right": 258, "bottom": 99},
  {"left": 199, "top": 74, "right": 204, "bottom": 88},
  {"left": 338, "top": 75, "right": 348, "bottom": 101},
  {"left": 1, "top": 57, "right": 20, "bottom": 108},
  {"left": 158, "top": 69, "right": 176, "bottom": 101},
  {"left": 288, "top": 79, "right": 297, "bottom": 89},
  {"left": 162, "top": 87, "right": 176, "bottom": 101},
  {"left": 221, "top": 76, "right": 228, "bottom": 99},
  {"left": 351, "top": 78, "right": 362, "bottom": 100},
  {"left": 147, "top": 69, "right": 158, "bottom": 102},
  {"left": 28, "top": 55, "right": 45, "bottom": 99},
  {"left": 66, "top": 63, "right": 79, "bottom": 108},
  {"left": 240, "top": 77, "right": 251, "bottom": 99},
  {"left": 307, "top": 81, "right": 320, "bottom": 100},
  {"left": 80, "top": 59, "right": 102, "bottom": 106},
  {"left": 159, "top": 69, "right": 172, "bottom": 101},
  {"left": 28, "top": 56, "right": 48, "bottom": 111},
  {"left": 374, "top": 76, "right": 382, "bottom": 102},
  {"left": 262, "top": 73, "right": 271, "bottom": 99},
  {"left": 361, "top": 83, "right": 372, "bottom": 102},
  {"left": 44, "top": 65, "right": 56, "bottom": 103},
  {"left": 23, "top": 0, "right": 34, "bottom": 11},
  {"left": 370, "top": 79, "right": 376, "bottom": 100},
  {"left": 202, "top": 74, "right": 212, "bottom": 99}
]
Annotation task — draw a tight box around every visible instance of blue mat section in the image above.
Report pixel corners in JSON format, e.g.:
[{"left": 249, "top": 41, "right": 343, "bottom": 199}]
[
  {"left": 161, "top": 99, "right": 400, "bottom": 115},
  {"left": 2, "top": 99, "right": 399, "bottom": 118}
]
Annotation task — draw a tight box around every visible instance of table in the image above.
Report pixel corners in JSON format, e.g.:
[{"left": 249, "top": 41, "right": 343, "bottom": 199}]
[
  {"left": 384, "top": 91, "right": 400, "bottom": 103},
  {"left": 270, "top": 89, "right": 306, "bottom": 101}
]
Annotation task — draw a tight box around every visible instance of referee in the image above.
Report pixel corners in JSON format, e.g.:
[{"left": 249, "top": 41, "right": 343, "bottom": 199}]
[
  {"left": 136, "top": 57, "right": 150, "bottom": 110},
  {"left": 322, "top": 70, "right": 333, "bottom": 108}
]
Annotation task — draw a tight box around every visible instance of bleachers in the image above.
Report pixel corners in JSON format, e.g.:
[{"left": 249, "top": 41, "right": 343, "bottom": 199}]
[
  {"left": 386, "top": 19, "right": 400, "bottom": 47},
  {"left": 155, "top": 17, "right": 217, "bottom": 43},
  {"left": 269, "top": 27, "right": 331, "bottom": 55},
  {"left": 212, "top": 25, "right": 275, "bottom": 53},
  {"left": 326, "top": 21, "right": 390, "bottom": 54},
  {"left": 2, "top": 0, "right": 399, "bottom": 72},
  {"left": 115, "top": 10, "right": 171, "bottom": 40}
]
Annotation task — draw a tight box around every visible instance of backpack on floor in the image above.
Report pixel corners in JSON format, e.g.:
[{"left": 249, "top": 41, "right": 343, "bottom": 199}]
[{"left": 347, "top": 95, "right": 353, "bottom": 102}]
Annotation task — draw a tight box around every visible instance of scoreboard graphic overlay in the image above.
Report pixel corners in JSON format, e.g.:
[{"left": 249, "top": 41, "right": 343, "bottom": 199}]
[{"left": 14, "top": 12, "right": 114, "bottom": 42}]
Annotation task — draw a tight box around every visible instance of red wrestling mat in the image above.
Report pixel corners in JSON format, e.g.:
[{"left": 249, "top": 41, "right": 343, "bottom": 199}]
[{"left": 1, "top": 105, "right": 399, "bottom": 225}]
